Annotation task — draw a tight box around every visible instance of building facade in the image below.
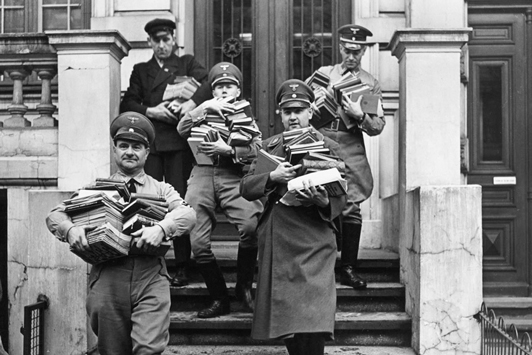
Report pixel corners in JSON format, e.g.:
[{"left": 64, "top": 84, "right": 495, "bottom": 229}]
[{"left": 0, "top": 0, "right": 529, "bottom": 353}]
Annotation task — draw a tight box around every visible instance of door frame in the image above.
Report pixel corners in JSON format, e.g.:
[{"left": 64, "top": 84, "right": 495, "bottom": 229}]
[{"left": 468, "top": 0, "right": 532, "bottom": 296}]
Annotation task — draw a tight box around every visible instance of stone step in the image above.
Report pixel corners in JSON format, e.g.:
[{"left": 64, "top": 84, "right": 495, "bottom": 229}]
[
  {"left": 163, "top": 345, "right": 416, "bottom": 354},
  {"left": 484, "top": 297, "right": 532, "bottom": 317},
  {"left": 171, "top": 282, "right": 405, "bottom": 313},
  {"left": 168, "top": 311, "right": 411, "bottom": 346},
  {"left": 165, "top": 242, "right": 400, "bottom": 283}
]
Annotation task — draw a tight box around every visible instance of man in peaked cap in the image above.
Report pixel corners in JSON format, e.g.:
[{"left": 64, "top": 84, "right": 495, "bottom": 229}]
[
  {"left": 121, "top": 18, "right": 213, "bottom": 288},
  {"left": 240, "top": 79, "right": 346, "bottom": 355},
  {"left": 306, "top": 24, "right": 385, "bottom": 291},
  {"left": 177, "top": 62, "right": 263, "bottom": 318},
  {"left": 46, "top": 112, "right": 196, "bottom": 354}
]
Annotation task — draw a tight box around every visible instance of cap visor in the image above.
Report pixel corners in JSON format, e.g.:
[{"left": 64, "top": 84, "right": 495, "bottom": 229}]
[
  {"left": 280, "top": 101, "right": 310, "bottom": 109},
  {"left": 114, "top": 132, "right": 149, "bottom": 145},
  {"left": 212, "top": 77, "right": 240, "bottom": 87}
]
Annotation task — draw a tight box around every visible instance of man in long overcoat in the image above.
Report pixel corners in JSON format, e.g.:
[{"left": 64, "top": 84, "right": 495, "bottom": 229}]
[{"left": 240, "top": 79, "right": 346, "bottom": 355}]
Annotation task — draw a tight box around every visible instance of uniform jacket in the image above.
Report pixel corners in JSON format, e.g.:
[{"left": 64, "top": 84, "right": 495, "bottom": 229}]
[
  {"left": 240, "top": 131, "right": 346, "bottom": 340},
  {"left": 312, "top": 64, "right": 386, "bottom": 203},
  {"left": 120, "top": 54, "right": 212, "bottom": 152}
]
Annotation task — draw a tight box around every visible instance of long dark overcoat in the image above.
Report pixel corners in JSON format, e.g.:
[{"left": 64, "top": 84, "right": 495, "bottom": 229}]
[{"left": 240, "top": 131, "right": 346, "bottom": 340}]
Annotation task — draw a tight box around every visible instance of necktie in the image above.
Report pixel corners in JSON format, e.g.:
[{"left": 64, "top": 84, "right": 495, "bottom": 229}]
[{"left": 127, "top": 179, "right": 137, "bottom": 194}]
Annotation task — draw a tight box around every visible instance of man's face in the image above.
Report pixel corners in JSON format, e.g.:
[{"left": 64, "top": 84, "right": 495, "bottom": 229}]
[
  {"left": 339, "top": 44, "right": 366, "bottom": 71},
  {"left": 113, "top": 139, "right": 149, "bottom": 175},
  {"left": 280, "top": 107, "right": 312, "bottom": 131},
  {"left": 212, "top": 83, "right": 240, "bottom": 99},
  {"left": 148, "top": 31, "right": 175, "bottom": 60}
]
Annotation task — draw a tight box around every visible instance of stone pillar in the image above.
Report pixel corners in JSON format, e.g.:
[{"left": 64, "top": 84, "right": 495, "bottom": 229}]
[
  {"left": 47, "top": 31, "right": 131, "bottom": 190},
  {"left": 4, "top": 67, "right": 31, "bottom": 127},
  {"left": 34, "top": 67, "right": 58, "bottom": 127},
  {"left": 390, "top": 30, "right": 482, "bottom": 354}
]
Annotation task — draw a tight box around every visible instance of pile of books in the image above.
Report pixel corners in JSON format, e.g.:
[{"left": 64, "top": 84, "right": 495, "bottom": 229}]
[
  {"left": 187, "top": 97, "right": 260, "bottom": 165},
  {"left": 162, "top": 76, "right": 201, "bottom": 101},
  {"left": 306, "top": 70, "right": 382, "bottom": 130},
  {"left": 63, "top": 185, "right": 171, "bottom": 265},
  {"left": 252, "top": 128, "right": 347, "bottom": 206}
]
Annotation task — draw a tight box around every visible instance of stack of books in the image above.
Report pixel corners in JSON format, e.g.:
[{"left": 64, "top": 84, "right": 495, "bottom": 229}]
[
  {"left": 225, "top": 100, "right": 260, "bottom": 146},
  {"left": 162, "top": 76, "right": 201, "bottom": 101},
  {"left": 307, "top": 71, "right": 338, "bottom": 129},
  {"left": 63, "top": 188, "right": 171, "bottom": 264},
  {"left": 187, "top": 126, "right": 220, "bottom": 165}
]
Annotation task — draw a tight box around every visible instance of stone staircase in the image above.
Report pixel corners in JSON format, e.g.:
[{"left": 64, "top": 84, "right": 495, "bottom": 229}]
[{"left": 163, "top": 215, "right": 413, "bottom": 354}]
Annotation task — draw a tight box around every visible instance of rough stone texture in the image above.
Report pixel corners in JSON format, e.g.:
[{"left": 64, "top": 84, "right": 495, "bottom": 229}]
[
  {"left": 402, "top": 186, "right": 482, "bottom": 355},
  {"left": 164, "top": 345, "right": 416, "bottom": 355}
]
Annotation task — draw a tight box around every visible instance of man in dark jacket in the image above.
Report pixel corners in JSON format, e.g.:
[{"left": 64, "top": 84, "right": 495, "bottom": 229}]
[{"left": 120, "top": 18, "right": 212, "bottom": 287}]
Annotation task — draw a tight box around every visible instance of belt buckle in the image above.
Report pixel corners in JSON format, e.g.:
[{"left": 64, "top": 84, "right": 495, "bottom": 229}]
[{"left": 329, "top": 119, "right": 339, "bottom": 131}]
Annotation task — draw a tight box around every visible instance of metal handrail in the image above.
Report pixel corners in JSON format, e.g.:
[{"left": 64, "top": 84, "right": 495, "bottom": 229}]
[{"left": 475, "top": 302, "right": 532, "bottom": 354}]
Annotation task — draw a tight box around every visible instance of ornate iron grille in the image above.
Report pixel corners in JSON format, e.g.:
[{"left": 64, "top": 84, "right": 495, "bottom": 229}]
[
  {"left": 292, "top": 0, "right": 336, "bottom": 80},
  {"left": 21, "top": 295, "right": 48, "bottom": 355},
  {"left": 212, "top": 0, "right": 253, "bottom": 101},
  {"left": 476, "top": 302, "right": 532, "bottom": 354}
]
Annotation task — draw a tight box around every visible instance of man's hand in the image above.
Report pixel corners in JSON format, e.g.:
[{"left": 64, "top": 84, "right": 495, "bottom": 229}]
[
  {"left": 342, "top": 94, "right": 364, "bottom": 122},
  {"left": 295, "top": 179, "right": 330, "bottom": 208},
  {"left": 146, "top": 102, "right": 178, "bottom": 124},
  {"left": 199, "top": 137, "right": 232, "bottom": 157},
  {"left": 178, "top": 99, "right": 198, "bottom": 116},
  {"left": 201, "top": 97, "right": 236, "bottom": 117},
  {"left": 66, "top": 225, "right": 97, "bottom": 252},
  {"left": 131, "top": 225, "right": 165, "bottom": 252},
  {"left": 270, "top": 162, "right": 301, "bottom": 184}
]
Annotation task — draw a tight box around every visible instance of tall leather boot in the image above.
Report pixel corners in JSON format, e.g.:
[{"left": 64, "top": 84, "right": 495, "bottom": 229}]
[
  {"left": 339, "top": 223, "right": 367, "bottom": 290},
  {"left": 170, "top": 235, "right": 191, "bottom": 287},
  {"left": 235, "top": 246, "right": 257, "bottom": 312},
  {"left": 196, "top": 261, "right": 230, "bottom": 318}
]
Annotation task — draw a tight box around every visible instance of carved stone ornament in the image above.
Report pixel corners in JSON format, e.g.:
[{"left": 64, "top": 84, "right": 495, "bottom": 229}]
[
  {"left": 303, "top": 37, "right": 322, "bottom": 58},
  {"left": 222, "top": 38, "right": 242, "bottom": 58}
]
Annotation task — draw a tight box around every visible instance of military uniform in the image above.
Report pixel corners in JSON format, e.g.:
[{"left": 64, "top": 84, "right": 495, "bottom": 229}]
[
  {"left": 46, "top": 112, "right": 196, "bottom": 355},
  {"left": 177, "top": 62, "right": 263, "bottom": 318},
  {"left": 120, "top": 18, "right": 211, "bottom": 287},
  {"left": 308, "top": 24, "right": 385, "bottom": 291},
  {"left": 240, "top": 80, "right": 347, "bottom": 355}
]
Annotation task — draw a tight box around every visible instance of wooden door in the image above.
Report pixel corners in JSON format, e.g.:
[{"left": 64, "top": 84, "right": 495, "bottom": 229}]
[
  {"left": 467, "top": 7, "right": 532, "bottom": 296},
  {"left": 193, "top": 0, "right": 351, "bottom": 139}
]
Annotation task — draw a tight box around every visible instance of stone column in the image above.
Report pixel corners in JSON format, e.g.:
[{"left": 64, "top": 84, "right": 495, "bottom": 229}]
[
  {"left": 34, "top": 67, "right": 58, "bottom": 127},
  {"left": 47, "top": 31, "right": 131, "bottom": 190},
  {"left": 390, "top": 30, "right": 482, "bottom": 354},
  {"left": 4, "top": 67, "right": 32, "bottom": 127}
]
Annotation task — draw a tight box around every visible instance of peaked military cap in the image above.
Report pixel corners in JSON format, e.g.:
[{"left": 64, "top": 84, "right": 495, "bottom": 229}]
[
  {"left": 276, "top": 79, "right": 315, "bottom": 109},
  {"left": 144, "top": 18, "right": 176, "bottom": 36},
  {"left": 209, "top": 62, "right": 243, "bottom": 88},
  {"left": 110, "top": 112, "right": 155, "bottom": 146},
  {"left": 338, "top": 24, "right": 373, "bottom": 50}
]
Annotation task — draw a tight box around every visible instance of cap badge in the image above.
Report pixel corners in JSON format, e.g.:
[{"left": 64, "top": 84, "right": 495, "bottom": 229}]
[
  {"left": 223, "top": 73, "right": 227, "bottom": 77},
  {"left": 292, "top": 94, "right": 297, "bottom": 98},
  {"left": 220, "top": 64, "right": 229, "bottom": 71},
  {"left": 129, "top": 128, "right": 134, "bottom": 133},
  {"left": 289, "top": 84, "right": 299, "bottom": 92},
  {"left": 128, "top": 117, "right": 138, "bottom": 124},
  {"left": 350, "top": 28, "right": 359, "bottom": 34}
]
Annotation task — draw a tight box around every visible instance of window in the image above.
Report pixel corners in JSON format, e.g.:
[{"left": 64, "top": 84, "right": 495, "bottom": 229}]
[{"left": 0, "top": 0, "right": 90, "bottom": 34}]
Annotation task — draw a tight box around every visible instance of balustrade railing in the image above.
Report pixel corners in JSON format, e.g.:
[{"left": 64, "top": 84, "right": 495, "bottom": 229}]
[{"left": 0, "top": 34, "right": 58, "bottom": 128}]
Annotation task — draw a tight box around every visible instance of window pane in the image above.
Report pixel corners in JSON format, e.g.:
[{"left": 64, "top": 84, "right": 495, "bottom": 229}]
[
  {"left": 43, "top": 0, "right": 68, "bottom": 4},
  {"left": 5, "top": 0, "right": 25, "bottom": 5},
  {"left": 43, "top": 8, "right": 68, "bottom": 30},
  {"left": 70, "top": 6, "right": 82, "bottom": 29},
  {"left": 479, "top": 65, "right": 503, "bottom": 161},
  {"left": 4, "top": 9, "right": 24, "bottom": 33}
]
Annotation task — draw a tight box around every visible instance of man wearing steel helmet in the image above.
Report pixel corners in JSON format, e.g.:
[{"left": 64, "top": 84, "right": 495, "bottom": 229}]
[
  {"left": 306, "top": 24, "right": 386, "bottom": 291},
  {"left": 46, "top": 112, "right": 196, "bottom": 355},
  {"left": 120, "top": 18, "right": 212, "bottom": 288},
  {"left": 177, "top": 62, "right": 263, "bottom": 318},
  {"left": 240, "top": 79, "right": 346, "bottom": 355}
]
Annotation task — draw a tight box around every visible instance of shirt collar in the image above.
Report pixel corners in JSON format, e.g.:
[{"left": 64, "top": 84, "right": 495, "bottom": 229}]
[
  {"left": 115, "top": 170, "right": 147, "bottom": 185},
  {"left": 340, "top": 63, "right": 360, "bottom": 76}
]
